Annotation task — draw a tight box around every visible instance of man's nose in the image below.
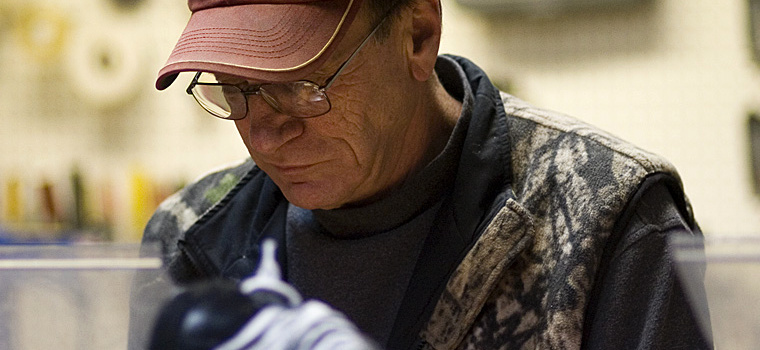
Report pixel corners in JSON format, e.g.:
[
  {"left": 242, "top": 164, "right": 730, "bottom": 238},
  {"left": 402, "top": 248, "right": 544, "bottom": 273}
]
[{"left": 244, "top": 97, "right": 305, "bottom": 154}]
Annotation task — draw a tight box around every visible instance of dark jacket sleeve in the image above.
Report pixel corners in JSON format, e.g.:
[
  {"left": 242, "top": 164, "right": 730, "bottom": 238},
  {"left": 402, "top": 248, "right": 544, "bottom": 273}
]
[{"left": 582, "top": 180, "right": 712, "bottom": 349}]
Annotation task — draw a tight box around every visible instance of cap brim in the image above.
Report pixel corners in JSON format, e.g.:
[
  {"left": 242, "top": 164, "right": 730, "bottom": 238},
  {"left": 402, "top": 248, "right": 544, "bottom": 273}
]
[{"left": 156, "top": 0, "right": 361, "bottom": 90}]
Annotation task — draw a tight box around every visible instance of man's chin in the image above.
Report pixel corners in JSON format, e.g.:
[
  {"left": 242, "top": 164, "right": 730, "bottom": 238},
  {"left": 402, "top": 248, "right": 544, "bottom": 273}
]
[{"left": 279, "top": 182, "right": 347, "bottom": 210}]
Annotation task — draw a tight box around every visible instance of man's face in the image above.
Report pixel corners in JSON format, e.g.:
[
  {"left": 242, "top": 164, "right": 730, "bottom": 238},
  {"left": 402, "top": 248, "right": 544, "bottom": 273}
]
[{"left": 232, "top": 13, "right": 421, "bottom": 210}]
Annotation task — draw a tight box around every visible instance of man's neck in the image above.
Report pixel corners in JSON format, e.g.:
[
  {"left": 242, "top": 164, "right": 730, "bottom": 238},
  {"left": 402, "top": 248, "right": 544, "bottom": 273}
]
[{"left": 403, "top": 73, "right": 462, "bottom": 181}]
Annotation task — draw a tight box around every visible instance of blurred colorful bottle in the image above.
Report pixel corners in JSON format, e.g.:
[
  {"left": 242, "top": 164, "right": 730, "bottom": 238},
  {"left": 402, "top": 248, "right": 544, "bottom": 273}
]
[{"left": 3, "top": 176, "right": 24, "bottom": 224}]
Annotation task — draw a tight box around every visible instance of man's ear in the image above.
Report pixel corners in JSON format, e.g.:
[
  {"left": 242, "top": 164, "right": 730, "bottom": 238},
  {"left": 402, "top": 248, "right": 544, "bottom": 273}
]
[{"left": 407, "top": 0, "right": 442, "bottom": 82}]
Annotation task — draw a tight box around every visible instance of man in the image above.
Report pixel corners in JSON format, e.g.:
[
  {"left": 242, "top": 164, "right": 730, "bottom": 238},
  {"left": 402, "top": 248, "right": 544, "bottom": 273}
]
[{"left": 138, "top": 0, "right": 711, "bottom": 348}]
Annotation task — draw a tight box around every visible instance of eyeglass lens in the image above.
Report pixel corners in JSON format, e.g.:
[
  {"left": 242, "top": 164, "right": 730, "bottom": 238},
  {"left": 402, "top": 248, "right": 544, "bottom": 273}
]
[
  {"left": 260, "top": 82, "right": 330, "bottom": 118},
  {"left": 191, "top": 81, "right": 247, "bottom": 119},
  {"left": 190, "top": 73, "right": 332, "bottom": 120}
]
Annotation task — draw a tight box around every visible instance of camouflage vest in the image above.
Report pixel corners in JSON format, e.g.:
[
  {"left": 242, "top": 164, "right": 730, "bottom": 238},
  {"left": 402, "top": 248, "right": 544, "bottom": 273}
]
[{"left": 419, "top": 92, "right": 693, "bottom": 349}]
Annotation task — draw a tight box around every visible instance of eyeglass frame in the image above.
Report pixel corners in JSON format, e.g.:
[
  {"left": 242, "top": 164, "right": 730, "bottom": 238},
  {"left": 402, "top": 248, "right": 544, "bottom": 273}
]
[{"left": 185, "top": 6, "right": 395, "bottom": 120}]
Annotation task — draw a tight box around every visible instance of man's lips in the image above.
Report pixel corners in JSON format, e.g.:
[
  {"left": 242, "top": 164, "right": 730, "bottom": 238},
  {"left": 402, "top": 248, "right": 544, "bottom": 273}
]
[{"left": 272, "top": 163, "right": 320, "bottom": 175}]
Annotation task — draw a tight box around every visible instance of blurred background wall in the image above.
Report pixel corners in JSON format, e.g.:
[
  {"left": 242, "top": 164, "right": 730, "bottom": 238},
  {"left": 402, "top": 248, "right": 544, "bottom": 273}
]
[{"left": 0, "top": 0, "right": 758, "bottom": 241}]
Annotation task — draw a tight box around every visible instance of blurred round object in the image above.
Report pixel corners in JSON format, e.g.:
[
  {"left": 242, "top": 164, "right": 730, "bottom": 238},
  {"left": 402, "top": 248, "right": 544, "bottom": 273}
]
[
  {"left": 110, "top": 0, "right": 147, "bottom": 13},
  {"left": 14, "top": 5, "right": 70, "bottom": 63},
  {"left": 65, "top": 25, "right": 146, "bottom": 109}
]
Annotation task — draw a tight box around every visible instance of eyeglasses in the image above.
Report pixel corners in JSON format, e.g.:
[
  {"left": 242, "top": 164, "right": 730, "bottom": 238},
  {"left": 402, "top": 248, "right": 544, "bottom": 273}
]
[{"left": 186, "top": 9, "right": 392, "bottom": 120}]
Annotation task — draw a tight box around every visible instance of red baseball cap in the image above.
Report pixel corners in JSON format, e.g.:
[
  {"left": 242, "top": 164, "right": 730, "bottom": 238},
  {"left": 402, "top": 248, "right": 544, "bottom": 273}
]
[{"left": 156, "top": 0, "right": 364, "bottom": 90}]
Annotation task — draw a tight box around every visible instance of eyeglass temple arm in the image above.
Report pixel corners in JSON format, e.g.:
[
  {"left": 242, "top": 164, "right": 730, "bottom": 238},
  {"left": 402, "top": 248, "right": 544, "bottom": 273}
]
[
  {"left": 186, "top": 72, "right": 202, "bottom": 94},
  {"left": 322, "top": 9, "right": 392, "bottom": 91}
]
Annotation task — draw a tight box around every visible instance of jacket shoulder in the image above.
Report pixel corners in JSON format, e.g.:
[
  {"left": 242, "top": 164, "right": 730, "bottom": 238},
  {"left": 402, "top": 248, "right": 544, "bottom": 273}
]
[
  {"left": 142, "top": 158, "right": 257, "bottom": 265},
  {"left": 501, "top": 92, "right": 683, "bottom": 204}
]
